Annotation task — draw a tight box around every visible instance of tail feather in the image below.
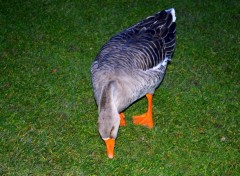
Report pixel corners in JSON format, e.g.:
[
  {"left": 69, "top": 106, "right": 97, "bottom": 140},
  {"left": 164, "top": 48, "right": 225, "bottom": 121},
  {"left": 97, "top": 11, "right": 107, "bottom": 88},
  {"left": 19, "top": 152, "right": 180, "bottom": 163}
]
[{"left": 166, "top": 8, "right": 176, "bottom": 22}]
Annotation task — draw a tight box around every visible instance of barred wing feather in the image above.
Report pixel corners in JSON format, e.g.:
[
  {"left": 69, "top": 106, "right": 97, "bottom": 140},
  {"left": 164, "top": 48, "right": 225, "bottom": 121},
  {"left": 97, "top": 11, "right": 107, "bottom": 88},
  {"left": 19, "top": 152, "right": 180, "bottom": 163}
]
[{"left": 93, "top": 8, "right": 176, "bottom": 71}]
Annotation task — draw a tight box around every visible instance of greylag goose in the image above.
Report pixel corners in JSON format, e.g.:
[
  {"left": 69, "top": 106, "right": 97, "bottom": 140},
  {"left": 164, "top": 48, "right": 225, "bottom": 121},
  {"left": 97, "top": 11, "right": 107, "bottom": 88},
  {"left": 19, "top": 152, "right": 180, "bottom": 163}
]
[{"left": 91, "top": 8, "right": 176, "bottom": 159}]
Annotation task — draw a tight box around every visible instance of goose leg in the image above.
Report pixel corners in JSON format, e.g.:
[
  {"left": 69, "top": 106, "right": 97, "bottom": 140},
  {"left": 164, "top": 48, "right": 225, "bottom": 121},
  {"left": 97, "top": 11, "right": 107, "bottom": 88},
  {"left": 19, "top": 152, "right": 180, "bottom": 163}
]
[
  {"left": 132, "top": 93, "right": 153, "bottom": 128},
  {"left": 119, "top": 112, "right": 126, "bottom": 126}
]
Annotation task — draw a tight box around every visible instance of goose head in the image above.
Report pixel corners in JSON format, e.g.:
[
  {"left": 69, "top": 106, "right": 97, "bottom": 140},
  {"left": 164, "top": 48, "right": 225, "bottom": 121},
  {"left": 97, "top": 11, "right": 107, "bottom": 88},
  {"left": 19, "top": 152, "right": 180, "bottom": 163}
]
[
  {"left": 97, "top": 80, "right": 120, "bottom": 159},
  {"left": 98, "top": 110, "right": 120, "bottom": 159}
]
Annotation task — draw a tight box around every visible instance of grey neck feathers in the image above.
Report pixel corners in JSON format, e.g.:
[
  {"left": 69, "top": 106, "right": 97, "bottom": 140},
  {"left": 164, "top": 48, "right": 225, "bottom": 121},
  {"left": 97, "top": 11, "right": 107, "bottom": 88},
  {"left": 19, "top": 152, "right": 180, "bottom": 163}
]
[{"left": 99, "top": 80, "right": 118, "bottom": 114}]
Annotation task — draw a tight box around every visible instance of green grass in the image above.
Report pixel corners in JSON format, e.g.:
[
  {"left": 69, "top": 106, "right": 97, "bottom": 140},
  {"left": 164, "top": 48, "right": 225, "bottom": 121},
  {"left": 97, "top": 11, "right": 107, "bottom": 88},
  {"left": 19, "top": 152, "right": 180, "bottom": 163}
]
[{"left": 0, "top": 0, "right": 239, "bottom": 175}]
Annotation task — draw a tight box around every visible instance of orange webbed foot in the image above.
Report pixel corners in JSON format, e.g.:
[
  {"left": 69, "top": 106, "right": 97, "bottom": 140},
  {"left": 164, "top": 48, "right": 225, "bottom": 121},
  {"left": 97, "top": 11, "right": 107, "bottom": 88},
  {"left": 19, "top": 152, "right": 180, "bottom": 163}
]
[
  {"left": 119, "top": 112, "right": 126, "bottom": 126},
  {"left": 132, "top": 112, "right": 153, "bottom": 128},
  {"left": 132, "top": 94, "right": 154, "bottom": 128}
]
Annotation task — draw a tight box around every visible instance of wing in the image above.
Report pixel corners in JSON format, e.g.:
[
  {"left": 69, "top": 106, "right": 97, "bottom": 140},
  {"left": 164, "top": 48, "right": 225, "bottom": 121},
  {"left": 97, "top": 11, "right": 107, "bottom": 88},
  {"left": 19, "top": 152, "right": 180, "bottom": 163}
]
[{"left": 92, "top": 8, "right": 176, "bottom": 71}]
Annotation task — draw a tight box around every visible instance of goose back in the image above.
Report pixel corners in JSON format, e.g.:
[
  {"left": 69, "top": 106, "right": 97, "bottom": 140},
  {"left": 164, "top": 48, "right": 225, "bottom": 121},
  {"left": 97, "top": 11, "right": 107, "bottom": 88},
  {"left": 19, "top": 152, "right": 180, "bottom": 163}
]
[{"left": 92, "top": 8, "right": 176, "bottom": 72}]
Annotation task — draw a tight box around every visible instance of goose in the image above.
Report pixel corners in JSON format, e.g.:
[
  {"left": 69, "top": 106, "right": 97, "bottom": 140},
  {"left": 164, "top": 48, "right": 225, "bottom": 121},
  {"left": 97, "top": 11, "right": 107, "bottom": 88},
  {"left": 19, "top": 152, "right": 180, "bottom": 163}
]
[{"left": 91, "top": 8, "right": 176, "bottom": 159}]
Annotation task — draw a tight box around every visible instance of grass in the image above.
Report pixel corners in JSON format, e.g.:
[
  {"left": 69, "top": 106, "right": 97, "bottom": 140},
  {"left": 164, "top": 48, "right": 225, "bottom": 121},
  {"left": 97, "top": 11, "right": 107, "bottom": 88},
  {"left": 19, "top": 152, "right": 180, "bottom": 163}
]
[{"left": 0, "top": 0, "right": 239, "bottom": 175}]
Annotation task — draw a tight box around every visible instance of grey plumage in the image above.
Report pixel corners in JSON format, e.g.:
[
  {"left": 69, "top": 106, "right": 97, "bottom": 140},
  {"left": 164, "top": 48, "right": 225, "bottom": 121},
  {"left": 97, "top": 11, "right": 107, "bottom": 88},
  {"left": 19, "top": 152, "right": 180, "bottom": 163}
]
[{"left": 91, "top": 8, "right": 176, "bottom": 141}]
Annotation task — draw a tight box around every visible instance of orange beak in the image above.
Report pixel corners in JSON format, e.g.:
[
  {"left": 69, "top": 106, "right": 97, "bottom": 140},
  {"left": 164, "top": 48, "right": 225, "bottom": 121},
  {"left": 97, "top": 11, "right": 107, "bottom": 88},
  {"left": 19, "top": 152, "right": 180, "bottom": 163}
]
[{"left": 104, "top": 138, "right": 115, "bottom": 159}]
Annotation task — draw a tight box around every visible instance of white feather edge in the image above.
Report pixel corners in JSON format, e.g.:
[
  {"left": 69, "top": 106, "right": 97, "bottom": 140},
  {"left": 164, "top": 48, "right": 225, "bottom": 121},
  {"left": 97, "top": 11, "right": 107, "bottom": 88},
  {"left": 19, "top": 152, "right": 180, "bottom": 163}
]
[
  {"left": 166, "top": 8, "right": 176, "bottom": 22},
  {"left": 151, "top": 57, "right": 169, "bottom": 71}
]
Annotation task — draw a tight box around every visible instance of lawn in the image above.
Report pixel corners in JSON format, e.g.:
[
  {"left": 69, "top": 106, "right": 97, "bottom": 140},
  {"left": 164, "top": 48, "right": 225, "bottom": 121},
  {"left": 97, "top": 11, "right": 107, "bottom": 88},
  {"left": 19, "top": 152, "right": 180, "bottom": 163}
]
[{"left": 0, "top": 0, "right": 239, "bottom": 175}]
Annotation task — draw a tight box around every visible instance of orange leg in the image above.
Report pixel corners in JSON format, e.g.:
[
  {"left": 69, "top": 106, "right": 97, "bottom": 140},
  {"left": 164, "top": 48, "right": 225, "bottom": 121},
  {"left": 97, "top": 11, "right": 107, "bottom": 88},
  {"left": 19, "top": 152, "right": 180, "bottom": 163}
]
[
  {"left": 119, "top": 112, "right": 126, "bottom": 126},
  {"left": 132, "top": 94, "right": 153, "bottom": 128}
]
